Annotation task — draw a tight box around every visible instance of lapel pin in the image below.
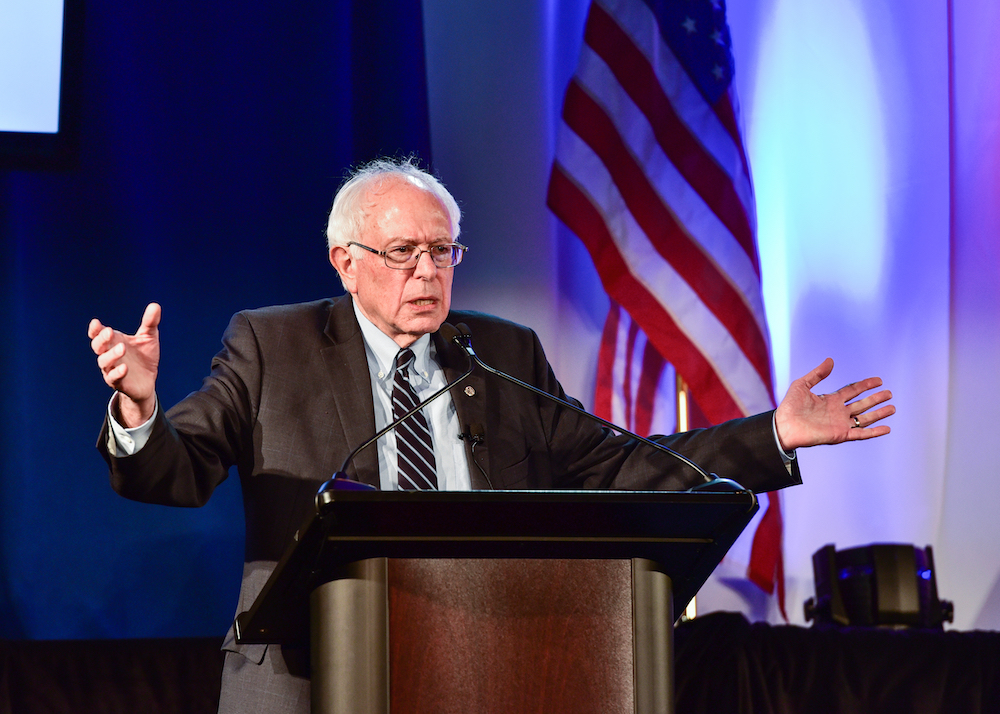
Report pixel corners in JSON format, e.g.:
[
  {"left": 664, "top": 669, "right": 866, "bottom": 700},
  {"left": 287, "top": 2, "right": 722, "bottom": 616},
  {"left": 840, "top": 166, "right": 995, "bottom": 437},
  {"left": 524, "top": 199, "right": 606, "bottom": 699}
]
[{"left": 464, "top": 386, "right": 476, "bottom": 397}]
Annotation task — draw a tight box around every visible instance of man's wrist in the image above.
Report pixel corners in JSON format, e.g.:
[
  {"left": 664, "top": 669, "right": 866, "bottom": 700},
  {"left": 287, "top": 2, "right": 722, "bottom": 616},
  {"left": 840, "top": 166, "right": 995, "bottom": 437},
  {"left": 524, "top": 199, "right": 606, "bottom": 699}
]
[
  {"left": 772, "top": 411, "right": 796, "bottom": 463},
  {"left": 114, "top": 393, "right": 156, "bottom": 428},
  {"left": 107, "top": 393, "right": 158, "bottom": 456}
]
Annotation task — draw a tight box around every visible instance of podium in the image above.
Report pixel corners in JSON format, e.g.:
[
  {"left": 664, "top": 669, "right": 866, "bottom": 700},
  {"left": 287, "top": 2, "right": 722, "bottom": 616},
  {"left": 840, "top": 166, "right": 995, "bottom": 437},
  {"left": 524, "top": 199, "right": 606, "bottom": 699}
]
[{"left": 235, "top": 489, "right": 758, "bottom": 714}]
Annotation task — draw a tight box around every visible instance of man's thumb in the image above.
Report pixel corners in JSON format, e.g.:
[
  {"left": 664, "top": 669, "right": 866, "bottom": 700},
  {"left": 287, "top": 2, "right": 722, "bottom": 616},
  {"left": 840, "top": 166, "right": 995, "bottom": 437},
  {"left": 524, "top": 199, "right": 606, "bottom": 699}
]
[{"left": 139, "top": 302, "right": 162, "bottom": 332}]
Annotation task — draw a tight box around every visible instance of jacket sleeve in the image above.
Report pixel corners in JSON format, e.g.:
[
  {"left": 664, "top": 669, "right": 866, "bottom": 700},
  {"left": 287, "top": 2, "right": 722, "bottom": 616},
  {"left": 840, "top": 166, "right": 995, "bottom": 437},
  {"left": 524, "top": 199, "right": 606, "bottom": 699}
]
[
  {"left": 96, "top": 311, "right": 261, "bottom": 507},
  {"left": 468, "top": 316, "right": 800, "bottom": 494}
]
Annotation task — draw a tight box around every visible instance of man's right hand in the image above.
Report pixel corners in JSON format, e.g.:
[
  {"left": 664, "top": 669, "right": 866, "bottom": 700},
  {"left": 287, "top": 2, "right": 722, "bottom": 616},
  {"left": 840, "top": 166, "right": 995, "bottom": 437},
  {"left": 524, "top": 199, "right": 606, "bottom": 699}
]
[{"left": 89, "top": 302, "right": 161, "bottom": 427}]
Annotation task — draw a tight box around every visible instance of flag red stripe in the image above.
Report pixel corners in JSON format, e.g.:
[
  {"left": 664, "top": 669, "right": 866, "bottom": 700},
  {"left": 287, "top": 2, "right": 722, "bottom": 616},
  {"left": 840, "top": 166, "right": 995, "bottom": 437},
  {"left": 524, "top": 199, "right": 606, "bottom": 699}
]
[
  {"left": 635, "top": 340, "right": 666, "bottom": 436},
  {"left": 584, "top": 3, "right": 759, "bottom": 274},
  {"left": 594, "top": 301, "right": 620, "bottom": 420},
  {"left": 548, "top": 165, "right": 745, "bottom": 422},
  {"left": 562, "top": 81, "right": 774, "bottom": 393},
  {"left": 748, "top": 491, "right": 786, "bottom": 619}
]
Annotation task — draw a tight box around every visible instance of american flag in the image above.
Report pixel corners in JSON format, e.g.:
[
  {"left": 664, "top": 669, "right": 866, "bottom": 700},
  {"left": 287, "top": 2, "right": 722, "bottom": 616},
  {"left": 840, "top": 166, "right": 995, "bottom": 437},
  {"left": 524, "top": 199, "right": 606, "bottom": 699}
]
[{"left": 547, "top": 0, "right": 785, "bottom": 612}]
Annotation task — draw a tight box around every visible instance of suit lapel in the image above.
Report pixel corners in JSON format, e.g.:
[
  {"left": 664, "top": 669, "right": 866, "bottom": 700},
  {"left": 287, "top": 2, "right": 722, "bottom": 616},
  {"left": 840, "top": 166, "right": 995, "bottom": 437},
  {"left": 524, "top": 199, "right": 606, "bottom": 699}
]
[
  {"left": 433, "top": 327, "right": 491, "bottom": 490},
  {"left": 320, "top": 296, "right": 380, "bottom": 488}
]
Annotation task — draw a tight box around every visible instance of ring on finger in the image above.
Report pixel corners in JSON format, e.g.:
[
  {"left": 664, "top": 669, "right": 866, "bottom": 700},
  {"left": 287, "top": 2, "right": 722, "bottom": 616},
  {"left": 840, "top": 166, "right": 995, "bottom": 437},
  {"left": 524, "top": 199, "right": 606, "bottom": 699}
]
[{"left": 852, "top": 416, "right": 861, "bottom": 429}]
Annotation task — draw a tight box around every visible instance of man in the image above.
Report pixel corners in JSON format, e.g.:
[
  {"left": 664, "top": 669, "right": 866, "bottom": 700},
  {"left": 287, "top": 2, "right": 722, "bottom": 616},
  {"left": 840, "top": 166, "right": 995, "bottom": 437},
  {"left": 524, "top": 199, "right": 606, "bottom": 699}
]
[{"left": 89, "top": 158, "right": 894, "bottom": 713}]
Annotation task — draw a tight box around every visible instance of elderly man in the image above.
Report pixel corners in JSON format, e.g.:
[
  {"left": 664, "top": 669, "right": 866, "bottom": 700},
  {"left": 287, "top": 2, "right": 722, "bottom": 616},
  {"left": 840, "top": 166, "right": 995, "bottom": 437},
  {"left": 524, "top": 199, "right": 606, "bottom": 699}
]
[{"left": 89, "top": 158, "right": 894, "bottom": 713}]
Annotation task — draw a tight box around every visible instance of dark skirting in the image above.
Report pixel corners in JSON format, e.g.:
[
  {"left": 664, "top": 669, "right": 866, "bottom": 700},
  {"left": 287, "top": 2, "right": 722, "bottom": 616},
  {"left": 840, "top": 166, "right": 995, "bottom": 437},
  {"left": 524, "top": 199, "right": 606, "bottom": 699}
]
[
  {"left": 0, "top": 637, "right": 223, "bottom": 714},
  {"left": 675, "top": 612, "right": 1000, "bottom": 714},
  {"left": 3, "top": 614, "right": 1000, "bottom": 713}
]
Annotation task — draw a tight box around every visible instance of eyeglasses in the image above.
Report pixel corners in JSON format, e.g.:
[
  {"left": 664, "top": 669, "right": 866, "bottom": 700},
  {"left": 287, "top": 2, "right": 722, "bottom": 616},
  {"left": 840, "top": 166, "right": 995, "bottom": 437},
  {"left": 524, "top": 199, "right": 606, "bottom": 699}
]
[{"left": 348, "top": 241, "right": 468, "bottom": 269}]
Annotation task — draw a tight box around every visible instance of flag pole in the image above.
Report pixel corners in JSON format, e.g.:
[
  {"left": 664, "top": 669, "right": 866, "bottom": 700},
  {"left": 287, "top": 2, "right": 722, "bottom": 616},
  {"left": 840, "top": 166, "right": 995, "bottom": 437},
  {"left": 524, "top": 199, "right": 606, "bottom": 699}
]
[
  {"left": 675, "top": 373, "right": 690, "bottom": 433},
  {"left": 675, "top": 372, "right": 698, "bottom": 621}
]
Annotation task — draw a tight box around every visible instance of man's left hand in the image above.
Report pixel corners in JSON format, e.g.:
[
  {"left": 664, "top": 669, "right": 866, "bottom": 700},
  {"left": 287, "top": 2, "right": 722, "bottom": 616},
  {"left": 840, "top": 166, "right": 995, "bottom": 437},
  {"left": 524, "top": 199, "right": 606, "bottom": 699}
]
[{"left": 774, "top": 357, "right": 895, "bottom": 453}]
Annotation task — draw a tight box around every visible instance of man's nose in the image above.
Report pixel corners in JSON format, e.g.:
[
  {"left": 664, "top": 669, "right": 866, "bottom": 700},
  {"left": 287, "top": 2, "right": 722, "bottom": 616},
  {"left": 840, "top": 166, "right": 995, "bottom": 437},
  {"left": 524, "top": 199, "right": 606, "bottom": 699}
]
[{"left": 412, "top": 249, "right": 438, "bottom": 277}]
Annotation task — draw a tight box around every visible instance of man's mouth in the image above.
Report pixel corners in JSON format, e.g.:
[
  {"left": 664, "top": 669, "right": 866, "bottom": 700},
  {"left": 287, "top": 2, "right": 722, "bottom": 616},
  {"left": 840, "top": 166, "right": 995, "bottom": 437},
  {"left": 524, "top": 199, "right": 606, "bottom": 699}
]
[{"left": 412, "top": 299, "right": 437, "bottom": 306}]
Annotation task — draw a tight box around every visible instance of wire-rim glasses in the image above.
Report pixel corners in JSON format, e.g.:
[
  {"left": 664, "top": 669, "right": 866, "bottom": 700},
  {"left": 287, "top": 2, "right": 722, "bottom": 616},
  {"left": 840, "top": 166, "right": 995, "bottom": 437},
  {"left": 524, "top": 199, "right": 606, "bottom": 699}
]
[{"left": 348, "top": 241, "right": 468, "bottom": 269}]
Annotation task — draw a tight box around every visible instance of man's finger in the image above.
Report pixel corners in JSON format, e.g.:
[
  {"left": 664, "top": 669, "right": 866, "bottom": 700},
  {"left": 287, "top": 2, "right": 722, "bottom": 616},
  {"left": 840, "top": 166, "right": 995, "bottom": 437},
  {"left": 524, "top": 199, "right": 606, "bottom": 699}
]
[
  {"left": 97, "top": 342, "right": 125, "bottom": 372},
  {"left": 91, "top": 326, "right": 115, "bottom": 355},
  {"left": 106, "top": 362, "right": 128, "bottom": 387},
  {"left": 839, "top": 376, "right": 884, "bottom": 402},
  {"left": 97, "top": 349, "right": 117, "bottom": 372},
  {"left": 138, "top": 302, "right": 161, "bottom": 333},
  {"left": 846, "top": 388, "right": 892, "bottom": 414},
  {"left": 864, "top": 404, "right": 896, "bottom": 424},
  {"left": 800, "top": 357, "right": 834, "bottom": 390},
  {"left": 87, "top": 318, "right": 104, "bottom": 340},
  {"left": 850, "top": 424, "right": 891, "bottom": 440}
]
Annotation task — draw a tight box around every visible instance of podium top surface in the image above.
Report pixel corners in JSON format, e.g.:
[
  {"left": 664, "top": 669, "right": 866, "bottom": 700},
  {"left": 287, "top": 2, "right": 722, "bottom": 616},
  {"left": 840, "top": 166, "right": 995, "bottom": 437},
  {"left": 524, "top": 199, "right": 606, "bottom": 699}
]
[
  {"left": 236, "top": 488, "right": 758, "bottom": 645},
  {"left": 314, "top": 487, "right": 754, "bottom": 544}
]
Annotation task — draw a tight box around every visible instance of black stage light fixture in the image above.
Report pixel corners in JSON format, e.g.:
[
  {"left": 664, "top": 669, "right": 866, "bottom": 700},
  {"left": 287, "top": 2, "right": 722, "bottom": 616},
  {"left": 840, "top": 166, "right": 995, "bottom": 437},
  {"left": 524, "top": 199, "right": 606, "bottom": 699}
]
[{"left": 804, "top": 543, "right": 954, "bottom": 629}]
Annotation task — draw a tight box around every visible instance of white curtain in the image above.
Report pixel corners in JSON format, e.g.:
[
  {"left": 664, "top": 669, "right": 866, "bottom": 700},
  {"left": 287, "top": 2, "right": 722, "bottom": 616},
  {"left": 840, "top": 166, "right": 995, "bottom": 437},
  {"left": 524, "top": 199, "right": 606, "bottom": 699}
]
[{"left": 422, "top": 0, "right": 1000, "bottom": 629}]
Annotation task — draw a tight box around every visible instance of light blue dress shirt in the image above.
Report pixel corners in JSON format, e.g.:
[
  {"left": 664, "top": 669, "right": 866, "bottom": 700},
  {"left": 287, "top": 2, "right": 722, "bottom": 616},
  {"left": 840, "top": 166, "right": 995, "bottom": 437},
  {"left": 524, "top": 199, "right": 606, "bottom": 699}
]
[{"left": 351, "top": 300, "right": 471, "bottom": 490}]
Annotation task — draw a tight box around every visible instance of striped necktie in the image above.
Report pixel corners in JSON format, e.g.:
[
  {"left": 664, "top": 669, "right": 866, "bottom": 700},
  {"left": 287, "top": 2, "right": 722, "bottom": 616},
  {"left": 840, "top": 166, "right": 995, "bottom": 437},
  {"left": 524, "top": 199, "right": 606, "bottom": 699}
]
[{"left": 392, "top": 348, "right": 438, "bottom": 490}]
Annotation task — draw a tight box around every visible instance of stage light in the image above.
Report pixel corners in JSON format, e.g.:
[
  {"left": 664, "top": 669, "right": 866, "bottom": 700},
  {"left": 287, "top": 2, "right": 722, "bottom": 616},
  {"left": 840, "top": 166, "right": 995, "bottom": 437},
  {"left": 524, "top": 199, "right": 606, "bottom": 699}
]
[{"left": 804, "top": 544, "right": 954, "bottom": 629}]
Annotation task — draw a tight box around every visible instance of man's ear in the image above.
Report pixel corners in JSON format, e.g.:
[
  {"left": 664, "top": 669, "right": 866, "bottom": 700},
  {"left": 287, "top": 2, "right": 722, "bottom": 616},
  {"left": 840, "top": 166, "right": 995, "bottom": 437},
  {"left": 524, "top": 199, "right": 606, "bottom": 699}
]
[{"left": 329, "top": 246, "right": 358, "bottom": 294}]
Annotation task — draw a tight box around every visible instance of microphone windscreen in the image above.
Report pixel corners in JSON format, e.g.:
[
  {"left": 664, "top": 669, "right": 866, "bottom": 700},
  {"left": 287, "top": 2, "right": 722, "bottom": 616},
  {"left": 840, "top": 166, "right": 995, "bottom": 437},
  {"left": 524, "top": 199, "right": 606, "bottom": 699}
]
[
  {"left": 455, "top": 322, "right": 472, "bottom": 337},
  {"left": 439, "top": 322, "right": 460, "bottom": 342}
]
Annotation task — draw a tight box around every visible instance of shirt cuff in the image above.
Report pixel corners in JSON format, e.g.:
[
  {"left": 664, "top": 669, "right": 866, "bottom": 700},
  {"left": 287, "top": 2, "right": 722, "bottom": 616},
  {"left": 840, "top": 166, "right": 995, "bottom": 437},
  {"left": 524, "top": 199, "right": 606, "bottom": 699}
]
[
  {"left": 772, "top": 411, "right": 796, "bottom": 465},
  {"left": 106, "top": 393, "right": 158, "bottom": 456}
]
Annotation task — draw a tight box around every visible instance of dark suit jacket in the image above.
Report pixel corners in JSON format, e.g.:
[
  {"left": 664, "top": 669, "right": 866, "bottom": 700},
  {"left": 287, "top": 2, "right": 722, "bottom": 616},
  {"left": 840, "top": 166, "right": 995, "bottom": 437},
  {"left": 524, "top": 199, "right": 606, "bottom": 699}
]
[{"left": 99, "top": 295, "right": 800, "bottom": 712}]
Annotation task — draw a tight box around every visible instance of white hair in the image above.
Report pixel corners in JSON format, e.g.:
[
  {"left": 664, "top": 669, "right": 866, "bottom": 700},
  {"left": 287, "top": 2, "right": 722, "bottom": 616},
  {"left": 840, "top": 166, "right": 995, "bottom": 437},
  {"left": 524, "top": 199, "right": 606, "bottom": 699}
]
[{"left": 325, "top": 157, "right": 462, "bottom": 257}]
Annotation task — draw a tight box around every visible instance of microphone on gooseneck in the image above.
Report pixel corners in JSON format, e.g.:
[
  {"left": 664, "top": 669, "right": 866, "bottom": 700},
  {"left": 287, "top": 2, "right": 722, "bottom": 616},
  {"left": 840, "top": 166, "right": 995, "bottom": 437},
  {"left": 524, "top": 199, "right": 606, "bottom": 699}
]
[
  {"left": 315, "top": 323, "right": 477, "bottom": 503},
  {"left": 448, "top": 323, "right": 742, "bottom": 492}
]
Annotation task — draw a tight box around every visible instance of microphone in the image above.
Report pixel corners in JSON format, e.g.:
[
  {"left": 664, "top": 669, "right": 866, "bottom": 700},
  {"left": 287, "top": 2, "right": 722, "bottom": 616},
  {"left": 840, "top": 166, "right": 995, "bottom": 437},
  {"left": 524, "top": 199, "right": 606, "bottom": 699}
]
[
  {"left": 458, "top": 422, "right": 492, "bottom": 489},
  {"left": 458, "top": 424, "right": 485, "bottom": 446},
  {"left": 315, "top": 323, "right": 477, "bottom": 503},
  {"left": 449, "top": 323, "right": 742, "bottom": 492}
]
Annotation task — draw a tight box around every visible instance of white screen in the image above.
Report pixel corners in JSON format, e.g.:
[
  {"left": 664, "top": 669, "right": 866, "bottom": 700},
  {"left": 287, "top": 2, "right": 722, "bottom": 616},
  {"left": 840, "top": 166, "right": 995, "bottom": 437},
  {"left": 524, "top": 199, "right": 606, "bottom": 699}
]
[{"left": 0, "top": 0, "right": 65, "bottom": 134}]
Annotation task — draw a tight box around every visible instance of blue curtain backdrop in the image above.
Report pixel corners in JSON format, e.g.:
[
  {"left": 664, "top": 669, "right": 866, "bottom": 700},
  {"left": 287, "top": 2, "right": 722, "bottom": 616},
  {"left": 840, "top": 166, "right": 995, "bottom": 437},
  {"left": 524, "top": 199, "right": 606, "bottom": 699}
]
[{"left": 0, "top": 0, "right": 431, "bottom": 640}]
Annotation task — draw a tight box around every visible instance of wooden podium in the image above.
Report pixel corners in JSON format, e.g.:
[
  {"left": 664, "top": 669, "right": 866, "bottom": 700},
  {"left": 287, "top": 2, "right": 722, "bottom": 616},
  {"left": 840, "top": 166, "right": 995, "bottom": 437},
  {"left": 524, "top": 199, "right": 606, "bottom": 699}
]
[{"left": 235, "top": 489, "right": 758, "bottom": 714}]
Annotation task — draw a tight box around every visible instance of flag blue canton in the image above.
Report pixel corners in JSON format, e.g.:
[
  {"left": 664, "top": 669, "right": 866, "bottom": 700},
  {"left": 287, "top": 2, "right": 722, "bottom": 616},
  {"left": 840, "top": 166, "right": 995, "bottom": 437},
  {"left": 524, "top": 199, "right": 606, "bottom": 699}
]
[{"left": 640, "top": 0, "right": 734, "bottom": 103}]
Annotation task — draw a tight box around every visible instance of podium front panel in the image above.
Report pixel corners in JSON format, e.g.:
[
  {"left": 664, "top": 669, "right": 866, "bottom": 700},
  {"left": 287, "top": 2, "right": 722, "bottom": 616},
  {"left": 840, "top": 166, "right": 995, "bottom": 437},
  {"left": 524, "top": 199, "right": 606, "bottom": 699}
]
[
  {"left": 388, "top": 558, "right": 634, "bottom": 714},
  {"left": 308, "top": 557, "right": 673, "bottom": 714}
]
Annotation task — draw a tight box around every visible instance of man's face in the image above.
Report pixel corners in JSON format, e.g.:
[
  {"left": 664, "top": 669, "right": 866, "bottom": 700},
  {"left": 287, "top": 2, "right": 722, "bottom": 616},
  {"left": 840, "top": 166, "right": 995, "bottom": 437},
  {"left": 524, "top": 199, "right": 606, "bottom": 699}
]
[{"left": 331, "top": 178, "right": 455, "bottom": 348}]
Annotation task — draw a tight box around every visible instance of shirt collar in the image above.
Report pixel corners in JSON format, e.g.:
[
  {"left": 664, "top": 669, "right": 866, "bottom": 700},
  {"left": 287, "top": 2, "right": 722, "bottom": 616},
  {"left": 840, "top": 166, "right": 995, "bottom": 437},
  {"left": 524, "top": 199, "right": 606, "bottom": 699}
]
[{"left": 352, "top": 297, "right": 434, "bottom": 386}]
